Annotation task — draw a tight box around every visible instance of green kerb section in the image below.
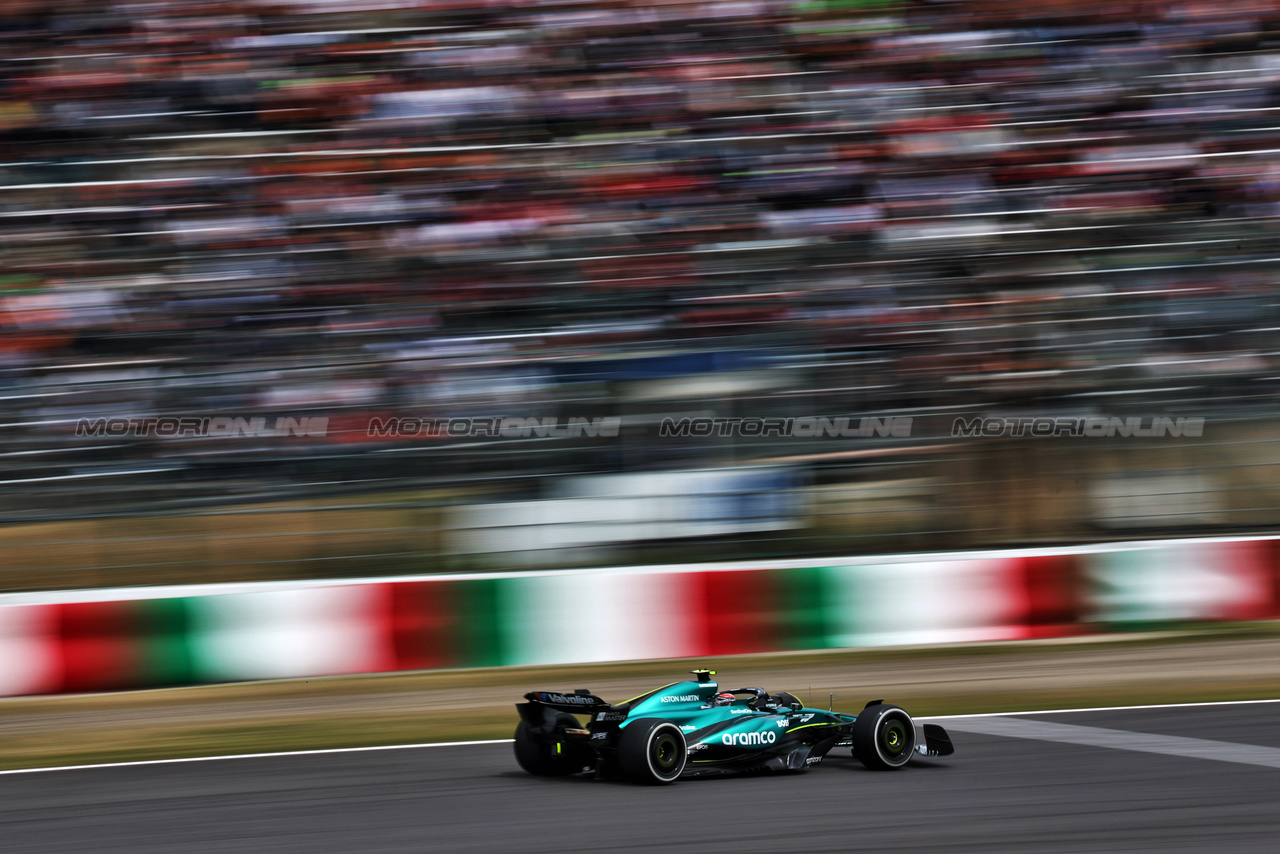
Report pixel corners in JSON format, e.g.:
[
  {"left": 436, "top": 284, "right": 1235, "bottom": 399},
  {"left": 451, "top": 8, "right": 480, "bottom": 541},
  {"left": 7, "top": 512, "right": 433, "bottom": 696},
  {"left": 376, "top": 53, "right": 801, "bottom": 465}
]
[
  {"left": 492, "top": 575, "right": 559, "bottom": 668},
  {"left": 776, "top": 565, "right": 836, "bottom": 652},
  {"left": 450, "top": 577, "right": 513, "bottom": 667},
  {"left": 133, "top": 597, "right": 195, "bottom": 688},
  {"left": 818, "top": 563, "right": 868, "bottom": 649},
  {"left": 1086, "top": 549, "right": 1179, "bottom": 629}
]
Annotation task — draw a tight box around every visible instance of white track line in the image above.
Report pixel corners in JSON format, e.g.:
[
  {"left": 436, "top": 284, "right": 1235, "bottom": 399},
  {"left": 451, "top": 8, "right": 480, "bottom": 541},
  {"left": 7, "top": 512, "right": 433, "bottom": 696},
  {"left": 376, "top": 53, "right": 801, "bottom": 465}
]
[
  {"left": 4, "top": 698, "right": 1279, "bottom": 777},
  {"left": 0, "top": 740, "right": 513, "bottom": 777},
  {"left": 917, "top": 697, "right": 1280, "bottom": 721},
  {"left": 935, "top": 717, "right": 1280, "bottom": 770}
]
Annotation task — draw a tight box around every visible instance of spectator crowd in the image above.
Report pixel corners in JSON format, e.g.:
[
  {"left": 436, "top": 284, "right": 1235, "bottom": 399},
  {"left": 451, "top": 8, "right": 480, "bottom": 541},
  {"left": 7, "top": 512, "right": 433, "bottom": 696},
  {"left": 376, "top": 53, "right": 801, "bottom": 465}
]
[{"left": 2, "top": 0, "right": 1279, "bottom": 508}]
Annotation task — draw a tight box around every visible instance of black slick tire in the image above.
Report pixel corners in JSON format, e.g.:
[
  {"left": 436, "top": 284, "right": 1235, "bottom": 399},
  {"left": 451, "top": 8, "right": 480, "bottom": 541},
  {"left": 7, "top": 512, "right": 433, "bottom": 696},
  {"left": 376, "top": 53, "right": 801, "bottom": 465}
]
[
  {"left": 617, "top": 718, "right": 687, "bottom": 784},
  {"left": 852, "top": 704, "right": 916, "bottom": 770},
  {"left": 513, "top": 711, "right": 587, "bottom": 776}
]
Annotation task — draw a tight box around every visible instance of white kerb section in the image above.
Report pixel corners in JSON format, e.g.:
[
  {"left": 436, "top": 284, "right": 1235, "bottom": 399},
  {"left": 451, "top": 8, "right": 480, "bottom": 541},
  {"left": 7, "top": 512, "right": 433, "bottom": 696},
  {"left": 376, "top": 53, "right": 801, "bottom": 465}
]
[
  {"left": 189, "top": 585, "right": 388, "bottom": 681},
  {"left": 827, "top": 559, "right": 1029, "bottom": 648},
  {"left": 505, "top": 571, "right": 697, "bottom": 666},
  {"left": 0, "top": 605, "right": 59, "bottom": 696},
  {"left": 1086, "top": 542, "right": 1271, "bottom": 623}
]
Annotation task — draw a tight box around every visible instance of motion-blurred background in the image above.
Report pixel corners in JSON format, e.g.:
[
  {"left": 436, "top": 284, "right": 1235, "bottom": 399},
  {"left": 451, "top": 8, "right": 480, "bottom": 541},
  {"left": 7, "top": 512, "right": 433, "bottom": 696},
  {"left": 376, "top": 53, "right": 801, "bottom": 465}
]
[{"left": 3, "top": 0, "right": 1280, "bottom": 590}]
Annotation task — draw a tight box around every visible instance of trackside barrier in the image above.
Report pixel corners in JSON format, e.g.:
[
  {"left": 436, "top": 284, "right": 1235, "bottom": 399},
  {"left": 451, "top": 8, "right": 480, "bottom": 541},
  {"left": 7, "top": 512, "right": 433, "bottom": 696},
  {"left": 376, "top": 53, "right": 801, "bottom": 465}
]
[{"left": 0, "top": 536, "right": 1277, "bottom": 697}]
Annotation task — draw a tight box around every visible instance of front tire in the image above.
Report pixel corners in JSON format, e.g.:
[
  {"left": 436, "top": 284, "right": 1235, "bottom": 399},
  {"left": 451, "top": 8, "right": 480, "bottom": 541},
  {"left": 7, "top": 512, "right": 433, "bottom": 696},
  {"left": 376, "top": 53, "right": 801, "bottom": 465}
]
[
  {"left": 617, "top": 718, "right": 687, "bottom": 784},
  {"left": 852, "top": 704, "right": 916, "bottom": 770},
  {"left": 514, "top": 711, "right": 589, "bottom": 776}
]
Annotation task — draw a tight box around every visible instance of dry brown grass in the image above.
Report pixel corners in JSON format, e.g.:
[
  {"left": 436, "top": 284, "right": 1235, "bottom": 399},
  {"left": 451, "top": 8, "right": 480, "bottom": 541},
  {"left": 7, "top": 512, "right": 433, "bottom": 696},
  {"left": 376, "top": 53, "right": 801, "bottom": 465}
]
[{"left": 0, "top": 491, "right": 457, "bottom": 590}]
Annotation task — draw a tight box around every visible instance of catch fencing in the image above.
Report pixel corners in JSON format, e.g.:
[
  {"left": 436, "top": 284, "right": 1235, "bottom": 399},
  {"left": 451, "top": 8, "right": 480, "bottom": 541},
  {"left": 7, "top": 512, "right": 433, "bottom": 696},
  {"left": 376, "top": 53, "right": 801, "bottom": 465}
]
[{"left": 3, "top": 414, "right": 1280, "bottom": 591}]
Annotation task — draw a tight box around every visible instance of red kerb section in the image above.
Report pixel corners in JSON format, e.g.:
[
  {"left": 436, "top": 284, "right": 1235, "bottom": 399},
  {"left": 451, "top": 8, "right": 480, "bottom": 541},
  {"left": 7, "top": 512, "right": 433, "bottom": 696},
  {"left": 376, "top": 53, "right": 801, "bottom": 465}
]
[
  {"left": 386, "top": 581, "right": 456, "bottom": 670},
  {"left": 691, "top": 570, "right": 779, "bottom": 657},
  {"left": 56, "top": 601, "right": 140, "bottom": 692},
  {"left": 1018, "top": 554, "right": 1085, "bottom": 638}
]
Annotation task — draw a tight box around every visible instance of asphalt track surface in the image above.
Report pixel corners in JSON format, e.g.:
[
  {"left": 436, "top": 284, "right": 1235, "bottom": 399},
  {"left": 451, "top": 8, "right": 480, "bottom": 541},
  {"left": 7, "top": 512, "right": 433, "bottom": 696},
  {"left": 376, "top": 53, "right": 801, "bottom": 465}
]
[{"left": 3, "top": 702, "right": 1279, "bottom": 854}]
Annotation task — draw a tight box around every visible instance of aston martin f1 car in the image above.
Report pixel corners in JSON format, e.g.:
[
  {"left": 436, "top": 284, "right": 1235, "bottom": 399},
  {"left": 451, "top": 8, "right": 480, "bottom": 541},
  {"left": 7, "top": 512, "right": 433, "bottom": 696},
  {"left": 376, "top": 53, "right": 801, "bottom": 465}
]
[{"left": 514, "top": 670, "right": 954, "bottom": 784}]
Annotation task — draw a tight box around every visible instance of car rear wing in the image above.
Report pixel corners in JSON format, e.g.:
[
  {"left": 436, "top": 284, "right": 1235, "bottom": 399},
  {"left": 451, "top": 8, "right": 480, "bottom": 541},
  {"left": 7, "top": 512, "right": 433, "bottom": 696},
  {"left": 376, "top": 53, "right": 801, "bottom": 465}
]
[{"left": 522, "top": 690, "right": 613, "bottom": 716}]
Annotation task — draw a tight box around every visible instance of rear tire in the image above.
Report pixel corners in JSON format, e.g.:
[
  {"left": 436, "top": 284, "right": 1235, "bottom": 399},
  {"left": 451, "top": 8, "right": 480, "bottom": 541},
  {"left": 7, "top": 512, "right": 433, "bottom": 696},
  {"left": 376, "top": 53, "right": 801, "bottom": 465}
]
[
  {"left": 852, "top": 704, "right": 916, "bottom": 770},
  {"left": 514, "top": 712, "right": 589, "bottom": 776},
  {"left": 617, "top": 718, "right": 687, "bottom": 784}
]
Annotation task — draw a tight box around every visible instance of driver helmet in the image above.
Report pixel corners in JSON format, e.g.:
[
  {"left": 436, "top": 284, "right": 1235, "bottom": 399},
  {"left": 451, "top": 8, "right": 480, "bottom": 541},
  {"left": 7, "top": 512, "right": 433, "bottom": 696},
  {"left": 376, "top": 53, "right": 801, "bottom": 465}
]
[{"left": 712, "top": 692, "right": 736, "bottom": 706}]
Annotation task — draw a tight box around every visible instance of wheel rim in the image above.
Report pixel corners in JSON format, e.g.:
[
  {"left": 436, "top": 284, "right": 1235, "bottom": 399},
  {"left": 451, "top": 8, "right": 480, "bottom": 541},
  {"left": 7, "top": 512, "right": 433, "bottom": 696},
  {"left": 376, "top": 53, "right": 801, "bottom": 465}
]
[
  {"left": 653, "top": 733, "right": 680, "bottom": 773},
  {"left": 881, "top": 718, "right": 909, "bottom": 759}
]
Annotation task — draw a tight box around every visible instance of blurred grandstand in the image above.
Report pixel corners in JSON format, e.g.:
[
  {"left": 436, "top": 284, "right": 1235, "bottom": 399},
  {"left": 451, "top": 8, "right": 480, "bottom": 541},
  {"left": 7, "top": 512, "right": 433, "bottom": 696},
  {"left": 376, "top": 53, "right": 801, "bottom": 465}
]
[{"left": 2, "top": 0, "right": 1280, "bottom": 587}]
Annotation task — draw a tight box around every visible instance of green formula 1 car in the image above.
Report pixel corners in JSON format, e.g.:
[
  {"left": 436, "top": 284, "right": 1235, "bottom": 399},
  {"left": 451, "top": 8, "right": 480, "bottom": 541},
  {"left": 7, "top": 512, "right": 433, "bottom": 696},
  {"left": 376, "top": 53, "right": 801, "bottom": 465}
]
[{"left": 514, "top": 670, "right": 954, "bottom": 784}]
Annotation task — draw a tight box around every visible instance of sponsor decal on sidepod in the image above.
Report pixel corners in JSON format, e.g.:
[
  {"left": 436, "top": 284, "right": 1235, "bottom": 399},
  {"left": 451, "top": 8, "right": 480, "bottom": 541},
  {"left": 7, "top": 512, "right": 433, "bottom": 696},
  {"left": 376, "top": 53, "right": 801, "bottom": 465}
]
[{"left": 721, "top": 731, "right": 777, "bottom": 747}]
